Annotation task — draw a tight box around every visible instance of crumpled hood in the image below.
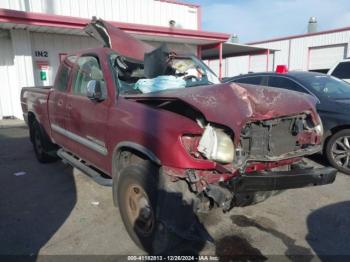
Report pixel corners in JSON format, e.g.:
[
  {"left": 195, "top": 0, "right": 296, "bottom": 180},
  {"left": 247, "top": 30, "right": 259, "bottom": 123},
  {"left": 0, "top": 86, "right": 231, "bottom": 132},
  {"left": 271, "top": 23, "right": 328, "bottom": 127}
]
[
  {"left": 127, "top": 83, "right": 318, "bottom": 137},
  {"left": 85, "top": 19, "right": 154, "bottom": 61}
]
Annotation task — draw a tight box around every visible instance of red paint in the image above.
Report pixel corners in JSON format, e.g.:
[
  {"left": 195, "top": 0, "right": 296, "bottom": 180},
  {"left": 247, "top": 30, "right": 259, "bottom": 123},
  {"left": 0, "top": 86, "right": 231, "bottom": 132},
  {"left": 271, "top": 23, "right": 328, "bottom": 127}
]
[
  {"left": 201, "top": 43, "right": 221, "bottom": 50},
  {"left": 36, "top": 61, "right": 49, "bottom": 69},
  {"left": 276, "top": 65, "right": 288, "bottom": 74},
  {"left": 21, "top": 20, "right": 322, "bottom": 185},
  {"left": 128, "top": 82, "right": 320, "bottom": 144},
  {"left": 87, "top": 19, "right": 155, "bottom": 61},
  {"left": 59, "top": 53, "right": 67, "bottom": 63},
  {"left": 197, "top": 45, "right": 202, "bottom": 59},
  {"left": 266, "top": 49, "right": 270, "bottom": 71},
  {"left": 0, "top": 8, "right": 228, "bottom": 42},
  {"left": 219, "top": 42, "right": 223, "bottom": 79},
  {"left": 245, "top": 158, "right": 301, "bottom": 173}
]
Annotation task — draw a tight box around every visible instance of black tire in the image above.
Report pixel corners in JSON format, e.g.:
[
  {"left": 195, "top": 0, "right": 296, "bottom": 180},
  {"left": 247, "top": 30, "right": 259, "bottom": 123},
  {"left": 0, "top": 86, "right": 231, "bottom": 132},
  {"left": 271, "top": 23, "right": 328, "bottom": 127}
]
[
  {"left": 31, "top": 121, "right": 57, "bottom": 163},
  {"left": 115, "top": 162, "right": 159, "bottom": 253},
  {"left": 325, "top": 129, "right": 350, "bottom": 175}
]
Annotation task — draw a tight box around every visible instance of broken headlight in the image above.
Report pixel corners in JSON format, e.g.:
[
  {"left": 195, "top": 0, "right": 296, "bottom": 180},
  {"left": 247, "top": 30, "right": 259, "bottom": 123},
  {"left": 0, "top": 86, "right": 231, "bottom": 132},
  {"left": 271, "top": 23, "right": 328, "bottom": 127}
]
[
  {"left": 197, "top": 124, "right": 235, "bottom": 164},
  {"left": 314, "top": 114, "right": 324, "bottom": 137}
]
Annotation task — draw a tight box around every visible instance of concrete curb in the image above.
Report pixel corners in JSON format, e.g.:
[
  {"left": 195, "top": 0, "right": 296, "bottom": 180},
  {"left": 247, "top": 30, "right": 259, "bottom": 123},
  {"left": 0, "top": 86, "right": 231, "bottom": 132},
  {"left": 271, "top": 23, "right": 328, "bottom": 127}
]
[{"left": 0, "top": 120, "right": 26, "bottom": 129}]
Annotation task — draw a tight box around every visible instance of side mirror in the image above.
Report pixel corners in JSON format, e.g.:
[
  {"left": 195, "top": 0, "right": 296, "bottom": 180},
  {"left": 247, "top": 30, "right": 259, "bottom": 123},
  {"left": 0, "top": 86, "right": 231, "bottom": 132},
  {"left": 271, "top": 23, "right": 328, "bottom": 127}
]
[{"left": 86, "top": 80, "right": 106, "bottom": 101}]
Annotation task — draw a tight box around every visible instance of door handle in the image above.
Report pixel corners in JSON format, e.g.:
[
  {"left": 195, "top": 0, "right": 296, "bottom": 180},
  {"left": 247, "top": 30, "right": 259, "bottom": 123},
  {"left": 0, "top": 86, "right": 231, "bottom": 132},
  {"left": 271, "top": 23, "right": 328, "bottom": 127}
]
[{"left": 57, "top": 99, "right": 63, "bottom": 106}]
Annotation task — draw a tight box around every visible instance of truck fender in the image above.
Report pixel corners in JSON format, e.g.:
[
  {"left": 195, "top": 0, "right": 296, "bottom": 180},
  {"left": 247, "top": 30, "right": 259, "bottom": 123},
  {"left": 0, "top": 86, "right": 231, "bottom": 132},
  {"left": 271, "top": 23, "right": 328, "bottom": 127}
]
[{"left": 111, "top": 141, "right": 161, "bottom": 207}]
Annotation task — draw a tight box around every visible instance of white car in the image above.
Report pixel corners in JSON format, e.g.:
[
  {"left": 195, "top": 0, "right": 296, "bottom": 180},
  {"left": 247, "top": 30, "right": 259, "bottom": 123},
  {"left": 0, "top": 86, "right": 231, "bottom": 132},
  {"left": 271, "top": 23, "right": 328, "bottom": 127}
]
[{"left": 328, "top": 58, "right": 350, "bottom": 83}]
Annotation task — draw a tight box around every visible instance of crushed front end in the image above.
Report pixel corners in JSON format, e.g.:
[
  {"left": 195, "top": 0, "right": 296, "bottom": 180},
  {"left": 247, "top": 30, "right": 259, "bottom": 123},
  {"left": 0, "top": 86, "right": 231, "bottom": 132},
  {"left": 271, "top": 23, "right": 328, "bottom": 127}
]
[{"left": 162, "top": 112, "right": 336, "bottom": 213}]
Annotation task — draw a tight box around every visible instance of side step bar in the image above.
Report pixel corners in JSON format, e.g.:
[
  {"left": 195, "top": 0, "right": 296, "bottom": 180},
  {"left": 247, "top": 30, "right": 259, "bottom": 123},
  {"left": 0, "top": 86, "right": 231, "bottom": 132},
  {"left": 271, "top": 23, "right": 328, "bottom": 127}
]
[{"left": 57, "top": 149, "right": 112, "bottom": 187}]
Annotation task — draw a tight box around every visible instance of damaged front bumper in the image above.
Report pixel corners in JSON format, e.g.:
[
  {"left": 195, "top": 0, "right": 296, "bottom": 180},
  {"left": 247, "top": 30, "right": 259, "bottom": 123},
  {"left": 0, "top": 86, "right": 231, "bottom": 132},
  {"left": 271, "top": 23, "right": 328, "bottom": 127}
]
[
  {"left": 154, "top": 166, "right": 337, "bottom": 247},
  {"left": 205, "top": 166, "right": 337, "bottom": 210},
  {"left": 228, "top": 166, "right": 336, "bottom": 192}
]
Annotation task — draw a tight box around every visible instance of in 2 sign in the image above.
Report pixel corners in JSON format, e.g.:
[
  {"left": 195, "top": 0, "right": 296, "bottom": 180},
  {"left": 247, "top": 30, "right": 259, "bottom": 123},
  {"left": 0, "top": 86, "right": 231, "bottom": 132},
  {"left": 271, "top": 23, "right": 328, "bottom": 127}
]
[{"left": 35, "top": 51, "right": 49, "bottom": 58}]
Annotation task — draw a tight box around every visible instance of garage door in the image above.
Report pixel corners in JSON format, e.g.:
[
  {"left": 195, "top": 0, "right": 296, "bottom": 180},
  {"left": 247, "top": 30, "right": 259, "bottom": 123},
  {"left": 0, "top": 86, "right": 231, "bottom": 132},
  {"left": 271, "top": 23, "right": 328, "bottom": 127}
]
[{"left": 309, "top": 44, "right": 347, "bottom": 71}]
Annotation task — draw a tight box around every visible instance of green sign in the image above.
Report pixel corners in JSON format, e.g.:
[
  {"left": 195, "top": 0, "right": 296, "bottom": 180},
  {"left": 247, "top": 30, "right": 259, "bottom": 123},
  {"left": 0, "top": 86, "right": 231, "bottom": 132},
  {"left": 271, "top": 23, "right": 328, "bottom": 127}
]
[{"left": 40, "top": 71, "right": 47, "bottom": 81}]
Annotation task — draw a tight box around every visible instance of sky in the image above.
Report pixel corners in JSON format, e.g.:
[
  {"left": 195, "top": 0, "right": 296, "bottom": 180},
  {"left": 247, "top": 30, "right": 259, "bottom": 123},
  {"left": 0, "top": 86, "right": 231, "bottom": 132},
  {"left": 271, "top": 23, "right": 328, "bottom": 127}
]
[{"left": 194, "top": 0, "right": 350, "bottom": 43}]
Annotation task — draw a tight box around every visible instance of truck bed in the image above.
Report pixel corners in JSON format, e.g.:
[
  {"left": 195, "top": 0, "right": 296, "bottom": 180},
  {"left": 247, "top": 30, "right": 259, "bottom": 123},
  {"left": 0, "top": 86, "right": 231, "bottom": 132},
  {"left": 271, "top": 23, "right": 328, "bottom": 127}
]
[{"left": 21, "top": 86, "right": 52, "bottom": 129}]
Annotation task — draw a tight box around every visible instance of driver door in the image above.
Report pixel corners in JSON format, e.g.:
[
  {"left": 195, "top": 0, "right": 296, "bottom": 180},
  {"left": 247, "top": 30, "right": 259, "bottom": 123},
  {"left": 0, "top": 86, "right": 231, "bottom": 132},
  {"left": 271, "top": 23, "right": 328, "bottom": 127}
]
[{"left": 65, "top": 55, "right": 109, "bottom": 172}]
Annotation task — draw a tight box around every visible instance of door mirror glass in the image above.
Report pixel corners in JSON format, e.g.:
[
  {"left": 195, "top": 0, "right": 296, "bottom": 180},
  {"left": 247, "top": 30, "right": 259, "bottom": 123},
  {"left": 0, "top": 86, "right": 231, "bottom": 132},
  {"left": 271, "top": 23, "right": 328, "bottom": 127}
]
[{"left": 86, "top": 80, "right": 106, "bottom": 101}]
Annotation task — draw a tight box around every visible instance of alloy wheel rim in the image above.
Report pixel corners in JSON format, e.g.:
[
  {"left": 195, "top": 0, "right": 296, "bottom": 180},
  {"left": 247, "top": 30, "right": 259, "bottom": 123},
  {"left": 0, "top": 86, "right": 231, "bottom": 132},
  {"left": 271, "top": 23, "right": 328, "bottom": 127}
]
[{"left": 331, "top": 136, "right": 350, "bottom": 169}]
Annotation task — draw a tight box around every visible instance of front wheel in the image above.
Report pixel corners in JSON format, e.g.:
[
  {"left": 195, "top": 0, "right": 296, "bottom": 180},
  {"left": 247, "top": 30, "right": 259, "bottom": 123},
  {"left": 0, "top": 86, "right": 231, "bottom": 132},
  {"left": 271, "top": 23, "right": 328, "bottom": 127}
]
[
  {"left": 115, "top": 163, "right": 159, "bottom": 253},
  {"left": 325, "top": 129, "right": 350, "bottom": 175}
]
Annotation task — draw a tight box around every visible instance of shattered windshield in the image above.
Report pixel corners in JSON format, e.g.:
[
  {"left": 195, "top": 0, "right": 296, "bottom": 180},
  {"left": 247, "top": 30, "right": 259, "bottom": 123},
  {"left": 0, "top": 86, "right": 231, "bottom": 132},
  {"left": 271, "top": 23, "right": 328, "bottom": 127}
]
[{"left": 109, "top": 51, "right": 220, "bottom": 95}]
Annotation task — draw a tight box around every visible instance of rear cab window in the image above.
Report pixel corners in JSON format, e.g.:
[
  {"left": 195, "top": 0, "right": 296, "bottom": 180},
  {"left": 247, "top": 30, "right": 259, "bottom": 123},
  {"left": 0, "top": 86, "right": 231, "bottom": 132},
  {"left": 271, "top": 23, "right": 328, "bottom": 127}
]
[
  {"left": 331, "top": 62, "right": 350, "bottom": 79},
  {"left": 54, "top": 64, "right": 71, "bottom": 92},
  {"left": 54, "top": 55, "right": 76, "bottom": 92}
]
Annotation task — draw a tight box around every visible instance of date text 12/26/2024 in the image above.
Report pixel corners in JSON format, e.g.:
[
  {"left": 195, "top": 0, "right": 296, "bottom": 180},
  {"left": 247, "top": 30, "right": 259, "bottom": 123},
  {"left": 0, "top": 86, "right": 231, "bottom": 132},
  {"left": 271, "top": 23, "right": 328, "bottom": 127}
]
[{"left": 127, "top": 256, "right": 219, "bottom": 261}]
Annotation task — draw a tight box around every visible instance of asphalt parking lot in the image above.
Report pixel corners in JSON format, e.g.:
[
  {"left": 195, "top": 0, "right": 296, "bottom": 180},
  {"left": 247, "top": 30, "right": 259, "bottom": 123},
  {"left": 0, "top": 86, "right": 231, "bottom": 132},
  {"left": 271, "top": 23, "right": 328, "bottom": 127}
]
[{"left": 1, "top": 124, "right": 350, "bottom": 259}]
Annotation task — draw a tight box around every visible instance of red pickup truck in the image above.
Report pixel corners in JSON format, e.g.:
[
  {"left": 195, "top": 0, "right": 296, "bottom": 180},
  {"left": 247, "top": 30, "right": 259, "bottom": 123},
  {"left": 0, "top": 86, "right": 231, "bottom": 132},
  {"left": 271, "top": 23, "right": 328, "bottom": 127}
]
[{"left": 21, "top": 19, "right": 336, "bottom": 252}]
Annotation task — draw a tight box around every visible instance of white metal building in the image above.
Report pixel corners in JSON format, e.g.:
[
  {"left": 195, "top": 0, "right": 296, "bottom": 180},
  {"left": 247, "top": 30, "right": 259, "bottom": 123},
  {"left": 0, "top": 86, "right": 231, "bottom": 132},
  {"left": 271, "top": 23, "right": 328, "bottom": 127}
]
[
  {"left": 224, "top": 25, "right": 350, "bottom": 78},
  {"left": 0, "top": 0, "right": 230, "bottom": 119}
]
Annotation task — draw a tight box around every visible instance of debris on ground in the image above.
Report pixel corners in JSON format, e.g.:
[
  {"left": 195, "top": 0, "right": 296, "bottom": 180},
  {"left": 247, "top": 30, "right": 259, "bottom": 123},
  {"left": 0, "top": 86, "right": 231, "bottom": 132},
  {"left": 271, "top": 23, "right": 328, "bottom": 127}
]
[
  {"left": 91, "top": 201, "right": 100, "bottom": 206},
  {"left": 13, "top": 171, "right": 27, "bottom": 176}
]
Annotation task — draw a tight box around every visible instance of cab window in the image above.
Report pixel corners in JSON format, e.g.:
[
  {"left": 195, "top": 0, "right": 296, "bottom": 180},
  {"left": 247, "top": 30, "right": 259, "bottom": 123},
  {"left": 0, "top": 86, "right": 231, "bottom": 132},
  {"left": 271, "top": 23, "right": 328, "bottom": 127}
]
[
  {"left": 73, "top": 56, "right": 105, "bottom": 96},
  {"left": 54, "top": 64, "right": 71, "bottom": 92}
]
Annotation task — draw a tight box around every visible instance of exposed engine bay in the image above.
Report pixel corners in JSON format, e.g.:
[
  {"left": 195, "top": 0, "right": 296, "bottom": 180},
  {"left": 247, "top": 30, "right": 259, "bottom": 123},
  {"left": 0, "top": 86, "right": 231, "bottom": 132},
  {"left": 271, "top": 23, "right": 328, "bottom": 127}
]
[
  {"left": 162, "top": 112, "right": 326, "bottom": 213},
  {"left": 239, "top": 113, "right": 323, "bottom": 162},
  {"left": 189, "top": 112, "right": 323, "bottom": 170}
]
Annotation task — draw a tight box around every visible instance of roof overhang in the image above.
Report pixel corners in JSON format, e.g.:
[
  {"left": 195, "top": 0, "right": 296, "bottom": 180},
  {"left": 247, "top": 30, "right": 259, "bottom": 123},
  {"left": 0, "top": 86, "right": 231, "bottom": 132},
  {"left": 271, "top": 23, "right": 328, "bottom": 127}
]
[
  {"left": 201, "top": 42, "right": 279, "bottom": 60},
  {"left": 0, "top": 8, "right": 229, "bottom": 45}
]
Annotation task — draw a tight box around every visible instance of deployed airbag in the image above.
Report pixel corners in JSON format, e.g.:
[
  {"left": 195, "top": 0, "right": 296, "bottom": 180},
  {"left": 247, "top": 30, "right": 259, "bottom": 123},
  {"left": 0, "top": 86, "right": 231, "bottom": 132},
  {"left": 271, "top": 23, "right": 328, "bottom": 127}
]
[{"left": 135, "top": 75, "right": 186, "bottom": 93}]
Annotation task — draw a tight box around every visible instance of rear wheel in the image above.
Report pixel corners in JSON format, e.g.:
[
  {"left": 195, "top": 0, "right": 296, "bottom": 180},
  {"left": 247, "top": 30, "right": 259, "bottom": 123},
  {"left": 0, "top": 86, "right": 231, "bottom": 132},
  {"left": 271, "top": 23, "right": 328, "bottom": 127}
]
[
  {"left": 31, "top": 121, "right": 57, "bottom": 163},
  {"left": 325, "top": 129, "right": 350, "bottom": 175}
]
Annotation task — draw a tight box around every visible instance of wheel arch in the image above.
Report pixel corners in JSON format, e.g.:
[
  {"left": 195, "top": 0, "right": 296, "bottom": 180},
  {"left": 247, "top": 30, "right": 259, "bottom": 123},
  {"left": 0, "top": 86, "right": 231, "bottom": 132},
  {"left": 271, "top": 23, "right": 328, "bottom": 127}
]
[
  {"left": 329, "top": 125, "right": 350, "bottom": 135},
  {"left": 111, "top": 141, "right": 161, "bottom": 207}
]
